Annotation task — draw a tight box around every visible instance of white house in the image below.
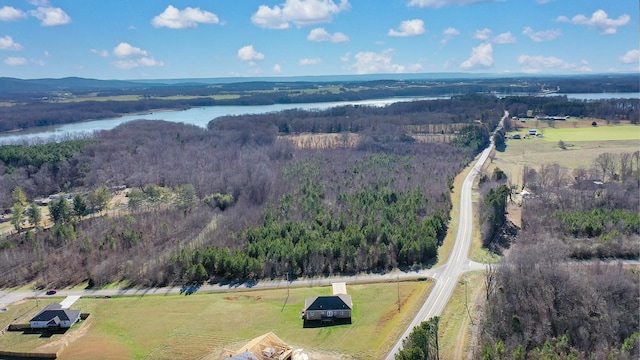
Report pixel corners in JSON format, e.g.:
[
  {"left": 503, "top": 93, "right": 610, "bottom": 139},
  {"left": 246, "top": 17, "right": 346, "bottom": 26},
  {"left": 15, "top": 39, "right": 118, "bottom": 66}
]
[{"left": 30, "top": 303, "right": 81, "bottom": 329}]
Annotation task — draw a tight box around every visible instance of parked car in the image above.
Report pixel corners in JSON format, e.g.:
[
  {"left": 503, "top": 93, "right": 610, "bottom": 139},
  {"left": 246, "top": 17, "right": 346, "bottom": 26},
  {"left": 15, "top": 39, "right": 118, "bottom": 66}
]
[{"left": 46, "top": 290, "right": 57, "bottom": 295}]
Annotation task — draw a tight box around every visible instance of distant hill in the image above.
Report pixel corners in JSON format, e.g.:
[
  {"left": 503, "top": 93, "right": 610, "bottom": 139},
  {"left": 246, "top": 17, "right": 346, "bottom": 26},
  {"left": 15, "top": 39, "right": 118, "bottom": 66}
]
[
  {"left": 1, "top": 72, "right": 637, "bottom": 95},
  {"left": 0, "top": 77, "right": 159, "bottom": 94}
]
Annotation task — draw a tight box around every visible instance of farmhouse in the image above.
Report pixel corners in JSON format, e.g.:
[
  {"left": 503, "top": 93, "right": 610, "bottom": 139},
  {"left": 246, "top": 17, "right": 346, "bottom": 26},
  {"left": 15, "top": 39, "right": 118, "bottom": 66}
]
[
  {"left": 30, "top": 303, "right": 81, "bottom": 329},
  {"left": 301, "top": 282, "right": 352, "bottom": 324},
  {"left": 528, "top": 129, "right": 537, "bottom": 136}
]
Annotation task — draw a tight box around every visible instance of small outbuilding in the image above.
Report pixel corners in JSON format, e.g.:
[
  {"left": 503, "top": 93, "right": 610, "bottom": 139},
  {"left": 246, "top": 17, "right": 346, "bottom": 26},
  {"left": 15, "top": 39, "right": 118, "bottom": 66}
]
[{"left": 30, "top": 303, "right": 81, "bottom": 329}]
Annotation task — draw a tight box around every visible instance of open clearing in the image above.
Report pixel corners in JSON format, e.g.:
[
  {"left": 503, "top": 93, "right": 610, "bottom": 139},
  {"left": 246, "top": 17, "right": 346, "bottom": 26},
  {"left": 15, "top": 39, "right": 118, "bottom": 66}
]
[
  {"left": 486, "top": 133, "right": 639, "bottom": 188},
  {"left": 15, "top": 281, "right": 435, "bottom": 359}
]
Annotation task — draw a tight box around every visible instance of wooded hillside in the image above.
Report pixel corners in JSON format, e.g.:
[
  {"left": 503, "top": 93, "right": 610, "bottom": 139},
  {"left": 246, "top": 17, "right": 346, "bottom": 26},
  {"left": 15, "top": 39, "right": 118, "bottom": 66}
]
[{"left": 0, "top": 96, "right": 499, "bottom": 287}]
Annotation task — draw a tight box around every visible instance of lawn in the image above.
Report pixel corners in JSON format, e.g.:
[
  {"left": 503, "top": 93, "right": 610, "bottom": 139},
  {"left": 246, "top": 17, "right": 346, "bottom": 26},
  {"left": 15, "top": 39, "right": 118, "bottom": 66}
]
[
  {"left": 0, "top": 298, "right": 63, "bottom": 354},
  {"left": 48, "top": 281, "right": 433, "bottom": 360},
  {"left": 511, "top": 124, "right": 640, "bottom": 142}
]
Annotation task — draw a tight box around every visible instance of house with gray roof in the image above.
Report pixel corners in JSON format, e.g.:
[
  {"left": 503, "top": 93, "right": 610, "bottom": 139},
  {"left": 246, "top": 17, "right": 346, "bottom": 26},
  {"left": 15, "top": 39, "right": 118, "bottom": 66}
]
[
  {"left": 301, "top": 282, "right": 352, "bottom": 324},
  {"left": 30, "top": 303, "right": 81, "bottom": 329}
]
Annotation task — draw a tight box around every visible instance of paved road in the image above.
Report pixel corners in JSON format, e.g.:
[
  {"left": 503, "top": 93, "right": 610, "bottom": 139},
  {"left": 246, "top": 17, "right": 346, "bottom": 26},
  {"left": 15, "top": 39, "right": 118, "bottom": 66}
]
[{"left": 383, "top": 111, "right": 507, "bottom": 360}]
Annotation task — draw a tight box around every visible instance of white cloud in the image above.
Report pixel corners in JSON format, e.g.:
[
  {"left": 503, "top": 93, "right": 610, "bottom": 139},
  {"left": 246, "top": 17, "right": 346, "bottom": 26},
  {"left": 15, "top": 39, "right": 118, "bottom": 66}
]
[
  {"left": 251, "top": 0, "right": 350, "bottom": 29},
  {"left": 4, "top": 56, "right": 27, "bottom": 66},
  {"left": 350, "top": 48, "right": 422, "bottom": 74},
  {"left": 90, "top": 49, "right": 110, "bottom": 57},
  {"left": 237, "top": 45, "right": 265, "bottom": 61},
  {"left": 29, "top": 6, "right": 71, "bottom": 26},
  {"left": 408, "top": 0, "right": 498, "bottom": 8},
  {"left": 299, "top": 58, "right": 322, "bottom": 65},
  {"left": 556, "top": 9, "right": 630, "bottom": 35},
  {"left": 493, "top": 31, "right": 516, "bottom": 44},
  {"left": 27, "top": 0, "right": 50, "bottom": 6},
  {"left": 307, "top": 27, "right": 349, "bottom": 42},
  {"left": 113, "top": 43, "right": 148, "bottom": 58},
  {"left": 473, "top": 28, "right": 491, "bottom": 40},
  {"left": 273, "top": 64, "right": 282, "bottom": 73},
  {"left": 388, "top": 19, "right": 425, "bottom": 37},
  {"left": 517, "top": 54, "right": 589, "bottom": 73},
  {"left": 619, "top": 49, "right": 639, "bottom": 64},
  {"left": 522, "top": 26, "right": 561, "bottom": 42},
  {"left": 0, "top": 6, "right": 27, "bottom": 21},
  {"left": 460, "top": 43, "right": 493, "bottom": 70},
  {"left": 443, "top": 58, "right": 457, "bottom": 70},
  {"left": 340, "top": 52, "right": 351, "bottom": 62},
  {"left": 110, "top": 43, "right": 162, "bottom": 69},
  {"left": 113, "top": 57, "right": 164, "bottom": 69},
  {"left": 441, "top": 27, "right": 460, "bottom": 44},
  {"left": 151, "top": 5, "right": 220, "bottom": 29},
  {"left": 0, "top": 36, "right": 23, "bottom": 51}
]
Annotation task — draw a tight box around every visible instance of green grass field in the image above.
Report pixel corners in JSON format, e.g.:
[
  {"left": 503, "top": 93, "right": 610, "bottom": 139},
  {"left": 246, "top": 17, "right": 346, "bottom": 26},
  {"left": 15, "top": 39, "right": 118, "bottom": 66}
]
[
  {"left": 0, "top": 298, "right": 61, "bottom": 353},
  {"left": 489, "top": 136, "right": 639, "bottom": 188},
  {"left": 511, "top": 124, "right": 640, "bottom": 142},
  {"left": 6, "top": 281, "right": 433, "bottom": 359}
]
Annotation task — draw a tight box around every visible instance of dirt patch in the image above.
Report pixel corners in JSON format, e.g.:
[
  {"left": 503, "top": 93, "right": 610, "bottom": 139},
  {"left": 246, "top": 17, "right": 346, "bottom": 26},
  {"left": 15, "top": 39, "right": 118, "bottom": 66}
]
[
  {"left": 222, "top": 295, "right": 262, "bottom": 301},
  {"left": 36, "top": 314, "right": 93, "bottom": 354},
  {"left": 506, "top": 202, "right": 522, "bottom": 229},
  {"left": 58, "top": 332, "right": 131, "bottom": 359}
]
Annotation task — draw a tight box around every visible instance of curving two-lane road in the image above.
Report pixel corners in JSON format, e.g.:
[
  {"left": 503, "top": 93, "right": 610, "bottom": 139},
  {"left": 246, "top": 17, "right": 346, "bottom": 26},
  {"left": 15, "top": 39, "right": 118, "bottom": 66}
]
[{"left": 384, "top": 111, "right": 507, "bottom": 359}]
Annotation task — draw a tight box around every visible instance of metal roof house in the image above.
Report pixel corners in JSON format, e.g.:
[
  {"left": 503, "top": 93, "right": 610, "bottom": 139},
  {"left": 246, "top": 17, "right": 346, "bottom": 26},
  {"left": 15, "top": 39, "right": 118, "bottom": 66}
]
[
  {"left": 30, "top": 303, "right": 81, "bottom": 329},
  {"left": 301, "top": 282, "right": 352, "bottom": 324}
]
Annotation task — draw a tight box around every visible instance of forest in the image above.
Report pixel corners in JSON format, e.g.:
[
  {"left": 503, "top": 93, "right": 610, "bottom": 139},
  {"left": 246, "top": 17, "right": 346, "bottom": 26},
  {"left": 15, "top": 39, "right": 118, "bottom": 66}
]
[
  {"left": 0, "top": 74, "right": 638, "bottom": 133},
  {"left": 0, "top": 95, "right": 501, "bottom": 287},
  {"left": 479, "top": 157, "right": 640, "bottom": 359}
]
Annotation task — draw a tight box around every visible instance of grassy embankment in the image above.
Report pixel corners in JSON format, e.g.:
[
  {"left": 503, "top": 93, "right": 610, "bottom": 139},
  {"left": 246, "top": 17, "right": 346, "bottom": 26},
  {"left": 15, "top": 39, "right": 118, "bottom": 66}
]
[{"left": 0, "top": 281, "right": 432, "bottom": 359}]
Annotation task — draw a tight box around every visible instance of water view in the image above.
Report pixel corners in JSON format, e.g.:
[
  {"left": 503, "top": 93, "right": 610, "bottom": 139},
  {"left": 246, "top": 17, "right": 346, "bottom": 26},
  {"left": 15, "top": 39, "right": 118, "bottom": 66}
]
[{"left": 1, "top": 92, "right": 637, "bottom": 144}]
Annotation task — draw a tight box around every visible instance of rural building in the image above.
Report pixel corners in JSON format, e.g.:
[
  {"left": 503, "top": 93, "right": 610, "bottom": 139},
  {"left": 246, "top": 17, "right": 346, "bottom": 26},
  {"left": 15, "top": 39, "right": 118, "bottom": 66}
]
[
  {"left": 301, "top": 282, "right": 352, "bottom": 324},
  {"left": 223, "top": 332, "right": 294, "bottom": 360},
  {"left": 29, "top": 303, "right": 81, "bottom": 329},
  {"left": 537, "top": 115, "right": 568, "bottom": 121},
  {"left": 511, "top": 134, "right": 521, "bottom": 139},
  {"left": 528, "top": 129, "right": 537, "bottom": 136}
]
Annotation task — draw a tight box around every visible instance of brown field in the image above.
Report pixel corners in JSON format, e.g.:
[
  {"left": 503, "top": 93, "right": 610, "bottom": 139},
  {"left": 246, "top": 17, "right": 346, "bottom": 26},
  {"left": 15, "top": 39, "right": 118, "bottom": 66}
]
[{"left": 281, "top": 133, "right": 361, "bottom": 149}]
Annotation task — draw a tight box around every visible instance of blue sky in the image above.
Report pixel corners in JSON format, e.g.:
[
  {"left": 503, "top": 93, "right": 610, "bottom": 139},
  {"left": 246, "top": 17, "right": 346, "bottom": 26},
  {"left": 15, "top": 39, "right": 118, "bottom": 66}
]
[{"left": 0, "top": 0, "right": 638, "bottom": 79}]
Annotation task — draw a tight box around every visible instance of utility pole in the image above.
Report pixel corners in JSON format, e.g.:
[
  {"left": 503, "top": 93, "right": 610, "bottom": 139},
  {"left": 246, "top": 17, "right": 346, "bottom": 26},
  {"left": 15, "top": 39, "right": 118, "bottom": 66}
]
[
  {"left": 397, "top": 273, "right": 400, "bottom": 312},
  {"left": 286, "top": 272, "right": 289, "bottom": 298}
]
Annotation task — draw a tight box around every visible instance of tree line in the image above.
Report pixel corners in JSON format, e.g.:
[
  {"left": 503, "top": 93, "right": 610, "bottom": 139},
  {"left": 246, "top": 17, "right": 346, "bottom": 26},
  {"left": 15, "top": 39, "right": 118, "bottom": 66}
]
[{"left": 478, "top": 159, "right": 640, "bottom": 359}]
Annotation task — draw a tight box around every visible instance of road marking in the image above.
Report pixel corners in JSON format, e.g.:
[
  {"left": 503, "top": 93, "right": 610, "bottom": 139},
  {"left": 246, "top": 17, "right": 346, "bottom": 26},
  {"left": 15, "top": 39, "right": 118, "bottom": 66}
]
[{"left": 425, "top": 276, "right": 451, "bottom": 319}]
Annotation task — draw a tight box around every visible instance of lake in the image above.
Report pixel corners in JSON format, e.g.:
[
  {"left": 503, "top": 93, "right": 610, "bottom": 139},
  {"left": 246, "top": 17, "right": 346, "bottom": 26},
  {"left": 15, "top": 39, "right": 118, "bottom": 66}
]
[
  {"left": 0, "top": 92, "right": 637, "bottom": 144},
  {"left": 0, "top": 96, "right": 443, "bottom": 144}
]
